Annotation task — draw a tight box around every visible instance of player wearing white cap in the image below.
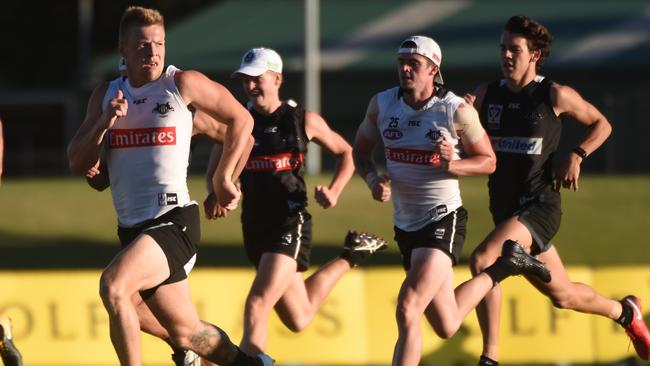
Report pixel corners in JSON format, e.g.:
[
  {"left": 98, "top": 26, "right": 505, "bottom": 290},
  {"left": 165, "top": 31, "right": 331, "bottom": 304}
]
[
  {"left": 352, "top": 35, "right": 552, "bottom": 366},
  {"left": 211, "top": 47, "right": 388, "bottom": 357}
]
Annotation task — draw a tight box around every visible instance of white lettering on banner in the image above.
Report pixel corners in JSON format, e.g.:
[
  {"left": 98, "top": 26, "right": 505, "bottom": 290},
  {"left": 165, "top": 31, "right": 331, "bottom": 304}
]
[
  {"left": 245, "top": 152, "right": 304, "bottom": 172},
  {"left": 385, "top": 147, "right": 441, "bottom": 167},
  {"left": 491, "top": 136, "right": 543, "bottom": 155},
  {"left": 109, "top": 127, "right": 176, "bottom": 148}
]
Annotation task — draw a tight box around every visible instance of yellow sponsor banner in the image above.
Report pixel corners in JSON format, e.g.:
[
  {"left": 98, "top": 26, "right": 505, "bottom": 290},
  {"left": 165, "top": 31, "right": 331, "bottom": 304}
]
[
  {"left": 0, "top": 269, "right": 368, "bottom": 366},
  {"left": 1, "top": 266, "right": 648, "bottom": 365},
  {"left": 0, "top": 270, "right": 119, "bottom": 365},
  {"left": 498, "top": 268, "right": 595, "bottom": 364}
]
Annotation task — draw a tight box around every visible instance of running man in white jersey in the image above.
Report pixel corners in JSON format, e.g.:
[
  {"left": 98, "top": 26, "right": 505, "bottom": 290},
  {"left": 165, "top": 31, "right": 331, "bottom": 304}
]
[
  {"left": 68, "top": 6, "right": 272, "bottom": 366},
  {"left": 352, "top": 35, "right": 552, "bottom": 366}
]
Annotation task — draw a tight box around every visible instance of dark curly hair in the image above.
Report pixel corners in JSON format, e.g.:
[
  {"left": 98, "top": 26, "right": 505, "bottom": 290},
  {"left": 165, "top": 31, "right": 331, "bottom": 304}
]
[{"left": 504, "top": 15, "right": 553, "bottom": 68}]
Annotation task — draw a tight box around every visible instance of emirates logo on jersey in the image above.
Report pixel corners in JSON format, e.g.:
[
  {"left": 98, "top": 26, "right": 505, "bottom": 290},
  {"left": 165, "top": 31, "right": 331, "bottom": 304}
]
[
  {"left": 245, "top": 152, "right": 304, "bottom": 172},
  {"left": 385, "top": 147, "right": 441, "bottom": 167},
  {"left": 109, "top": 127, "right": 176, "bottom": 149}
]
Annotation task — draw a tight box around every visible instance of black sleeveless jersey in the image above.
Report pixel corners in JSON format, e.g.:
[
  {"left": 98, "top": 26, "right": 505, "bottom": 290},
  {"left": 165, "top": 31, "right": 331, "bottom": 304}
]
[
  {"left": 240, "top": 101, "right": 309, "bottom": 223},
  {"left": 479, "top": 77, "right": 562, "bottom": 219}
]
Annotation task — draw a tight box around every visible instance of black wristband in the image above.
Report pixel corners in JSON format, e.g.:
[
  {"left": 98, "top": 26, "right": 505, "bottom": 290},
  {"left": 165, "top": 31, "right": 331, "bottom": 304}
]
[{"left": 572, "top": 146, "right": 588, "bottom": 159}]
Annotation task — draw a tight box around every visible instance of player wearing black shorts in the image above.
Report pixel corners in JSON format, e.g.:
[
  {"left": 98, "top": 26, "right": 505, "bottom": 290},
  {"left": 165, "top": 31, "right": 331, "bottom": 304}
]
[
  {"left": 208, "top": 47, "right": 387, "bottom": 357},
  {"left": 353, "top": 35, "right": 551, "bottom": 366},
  {"left": 468, "top": 15, "right": 650, "bottom": 365},
  {"left": 68, "top": 6, "right": 272, "bottom": 366}
]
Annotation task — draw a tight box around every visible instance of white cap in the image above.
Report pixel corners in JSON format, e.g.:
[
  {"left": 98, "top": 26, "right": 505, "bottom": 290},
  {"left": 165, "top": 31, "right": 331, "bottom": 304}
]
[
  {"left": 398, "top": 35, "right": 444, "bottom": 84},
  {"left": 232, "top": 47, "right": 283, "bottom": 77}
]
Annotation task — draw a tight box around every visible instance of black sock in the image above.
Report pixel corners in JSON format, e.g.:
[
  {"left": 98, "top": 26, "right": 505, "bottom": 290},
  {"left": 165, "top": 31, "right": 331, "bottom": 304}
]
[
  {"left": 0, "top": 340, "right": 23, "bottom": 366},
  {"left": 230, "top": 348, "right": 258, "bottom": 366},
  {"left": 483, "top": 258, "right": 510, "bottom": 285},
  {"left": 478, "top": 355, "right": 499, "bottom": 366},
  {"left": 617, "top": 300, "right": 634, "bottom": 327}
]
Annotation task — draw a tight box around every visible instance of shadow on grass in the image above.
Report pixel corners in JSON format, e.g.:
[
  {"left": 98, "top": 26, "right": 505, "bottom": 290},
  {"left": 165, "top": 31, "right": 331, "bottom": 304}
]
[{"left": 0, "top": 232, "right": 402, "bottom": 269}]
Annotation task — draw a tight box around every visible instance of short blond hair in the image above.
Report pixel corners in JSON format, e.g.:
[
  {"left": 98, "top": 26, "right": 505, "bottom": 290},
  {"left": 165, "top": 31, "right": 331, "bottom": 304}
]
[{"left": 118, "top": 6, "right": 164, "bottom": 44}]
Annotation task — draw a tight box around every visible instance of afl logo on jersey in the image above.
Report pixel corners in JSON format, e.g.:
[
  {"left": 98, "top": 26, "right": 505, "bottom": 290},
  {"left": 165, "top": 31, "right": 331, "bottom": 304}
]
[
  {"left": 383, "top": 128, "right": 403, "bottom": 140},
  {"left": 152, "top": 102, "right": 174, "bottom": 116},
  {"left": 487, "top": 104, "right": 503, "bottom": 129}
]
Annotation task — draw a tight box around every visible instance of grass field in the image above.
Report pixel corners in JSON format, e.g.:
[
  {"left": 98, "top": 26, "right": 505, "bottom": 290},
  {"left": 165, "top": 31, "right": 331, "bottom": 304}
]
[{"left": 1, "top": 174, "right": 649, "bottom": 267}]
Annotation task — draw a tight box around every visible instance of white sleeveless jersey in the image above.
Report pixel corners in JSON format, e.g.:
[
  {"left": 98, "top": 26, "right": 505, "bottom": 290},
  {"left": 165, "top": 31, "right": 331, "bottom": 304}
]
[
  {"left": 102, "top": 66, "right": 193, "bottom": 226},
  {"left": 377, "top": 86, "right": 464, "bottom": 231}
]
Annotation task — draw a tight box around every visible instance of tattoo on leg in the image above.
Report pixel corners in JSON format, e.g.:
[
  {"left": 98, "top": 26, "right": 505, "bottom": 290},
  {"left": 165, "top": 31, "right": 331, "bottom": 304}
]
[{"left": 192, "top": 321, "right": 237, "bottom": 364}]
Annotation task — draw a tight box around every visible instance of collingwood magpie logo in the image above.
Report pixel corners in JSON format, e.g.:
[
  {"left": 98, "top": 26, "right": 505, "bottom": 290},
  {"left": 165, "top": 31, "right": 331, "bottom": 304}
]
[
  {"left": 525, "top": 111, "right": 543, "bottom": 124},
  {"left": 425, "top": 129, "right": 443, "bottom": 144},
  {"left": 152, "top": 102, "right": 174, "bottom": 116}
]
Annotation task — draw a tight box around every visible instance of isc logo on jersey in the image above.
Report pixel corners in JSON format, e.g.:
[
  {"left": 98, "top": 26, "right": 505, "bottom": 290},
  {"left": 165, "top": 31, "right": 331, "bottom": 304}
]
[{"left": 490, "top": 136, "right": 542, "bottom": 155}]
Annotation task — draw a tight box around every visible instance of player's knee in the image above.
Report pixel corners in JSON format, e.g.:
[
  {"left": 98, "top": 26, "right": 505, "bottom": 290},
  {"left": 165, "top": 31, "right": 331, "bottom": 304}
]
[
  {"left": 166, "top": 325, "right": 195, "bottom": 349},
  {"left": 395, "top": 300, "right": 420, "bottom": 328},
  {"left": 283, "top": 317, "right": 309, "bottom": 333},
  {"left": 99, "top": 272, "right": 128, "bottom": 308},
  {"left": 245, "top": 294, "right": 271, "bottom": 318},
  {"left": 470, "top": 245, "right": 497, "bottom": 274},
  {"left": 548, "top": 290, "right": 575, "bottom": 310},
  {"left": 432, "top": 322, "right": 459, "bottom": 339}
]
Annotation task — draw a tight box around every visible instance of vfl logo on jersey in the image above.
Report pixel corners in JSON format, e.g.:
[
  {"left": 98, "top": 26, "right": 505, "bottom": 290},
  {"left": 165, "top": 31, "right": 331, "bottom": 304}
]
[
  {"left": 158, "top": 193, "right": 178, "bottom": 206},
  {"left": 152, "top": 102, "right": 174, "bottom": 116},
  {"left": 425, "top": 129, "right": 443, "bottom": 144},
  {"left": 383, "top": 128, "right": 403, "bottom": 140},
  {"left": 264, "top": 126, "right": 279, "bottom": 134},
  {"left": 487, "top": 104, "right": 503, "bottom": 129},
  {"left": 490, "top": 136, "right": 543, "bottom": 155},
  {"left": 385, "top": 147, "right": 441, "bottom": 167},
  {"left": 245, "top": 152, "right": 304, "bottom": 172},
  {"left": 109, "top": 127, "right": 176, "bottom": 148},
  {"left": 133, "top": 98, "right": 147, "bottom": 105}
]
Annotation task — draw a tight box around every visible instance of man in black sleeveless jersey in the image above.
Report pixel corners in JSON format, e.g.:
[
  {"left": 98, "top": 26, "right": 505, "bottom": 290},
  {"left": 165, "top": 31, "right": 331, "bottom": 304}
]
[
  {"left": 353, "top": 35, "right": 551, "bottom": 366},
  {"left": 467, "top": 15, "right": 649, "bottom": 365},
  {"left": 68, "top": 6, "right": 272, "bottom": 366},
  {"left": 205, "top": 47, "right": 387, "bottom": 358}
]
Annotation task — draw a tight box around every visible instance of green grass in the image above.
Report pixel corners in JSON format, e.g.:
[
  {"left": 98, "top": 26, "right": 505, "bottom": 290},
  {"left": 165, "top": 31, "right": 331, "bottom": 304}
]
[{"left": 1, "top": 174, "right": 649, "bottom": 266}]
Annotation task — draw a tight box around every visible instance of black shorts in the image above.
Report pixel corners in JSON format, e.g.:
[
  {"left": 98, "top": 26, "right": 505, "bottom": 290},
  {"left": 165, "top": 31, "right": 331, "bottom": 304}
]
[
  {"left": 394, "top": 207, "right": 467, "bottom": 270},
  {"left": 513, "top": 190, "right": 562, "bottom": 255},
  {"left": 242, "top": 210, "right": 312, "bottom": 272},
  {"left": 117, "top": 204, "right": 200, "bottom": 299}
]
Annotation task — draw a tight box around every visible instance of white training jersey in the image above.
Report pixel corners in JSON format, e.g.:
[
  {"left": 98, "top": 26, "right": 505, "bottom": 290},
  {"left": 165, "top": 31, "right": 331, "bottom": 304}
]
[
  {"left": 376, "top": 86, "right": 464, "bottom": 231},
  {"left": 102, "top": 65, "right": 193, "bottom": 227}
]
